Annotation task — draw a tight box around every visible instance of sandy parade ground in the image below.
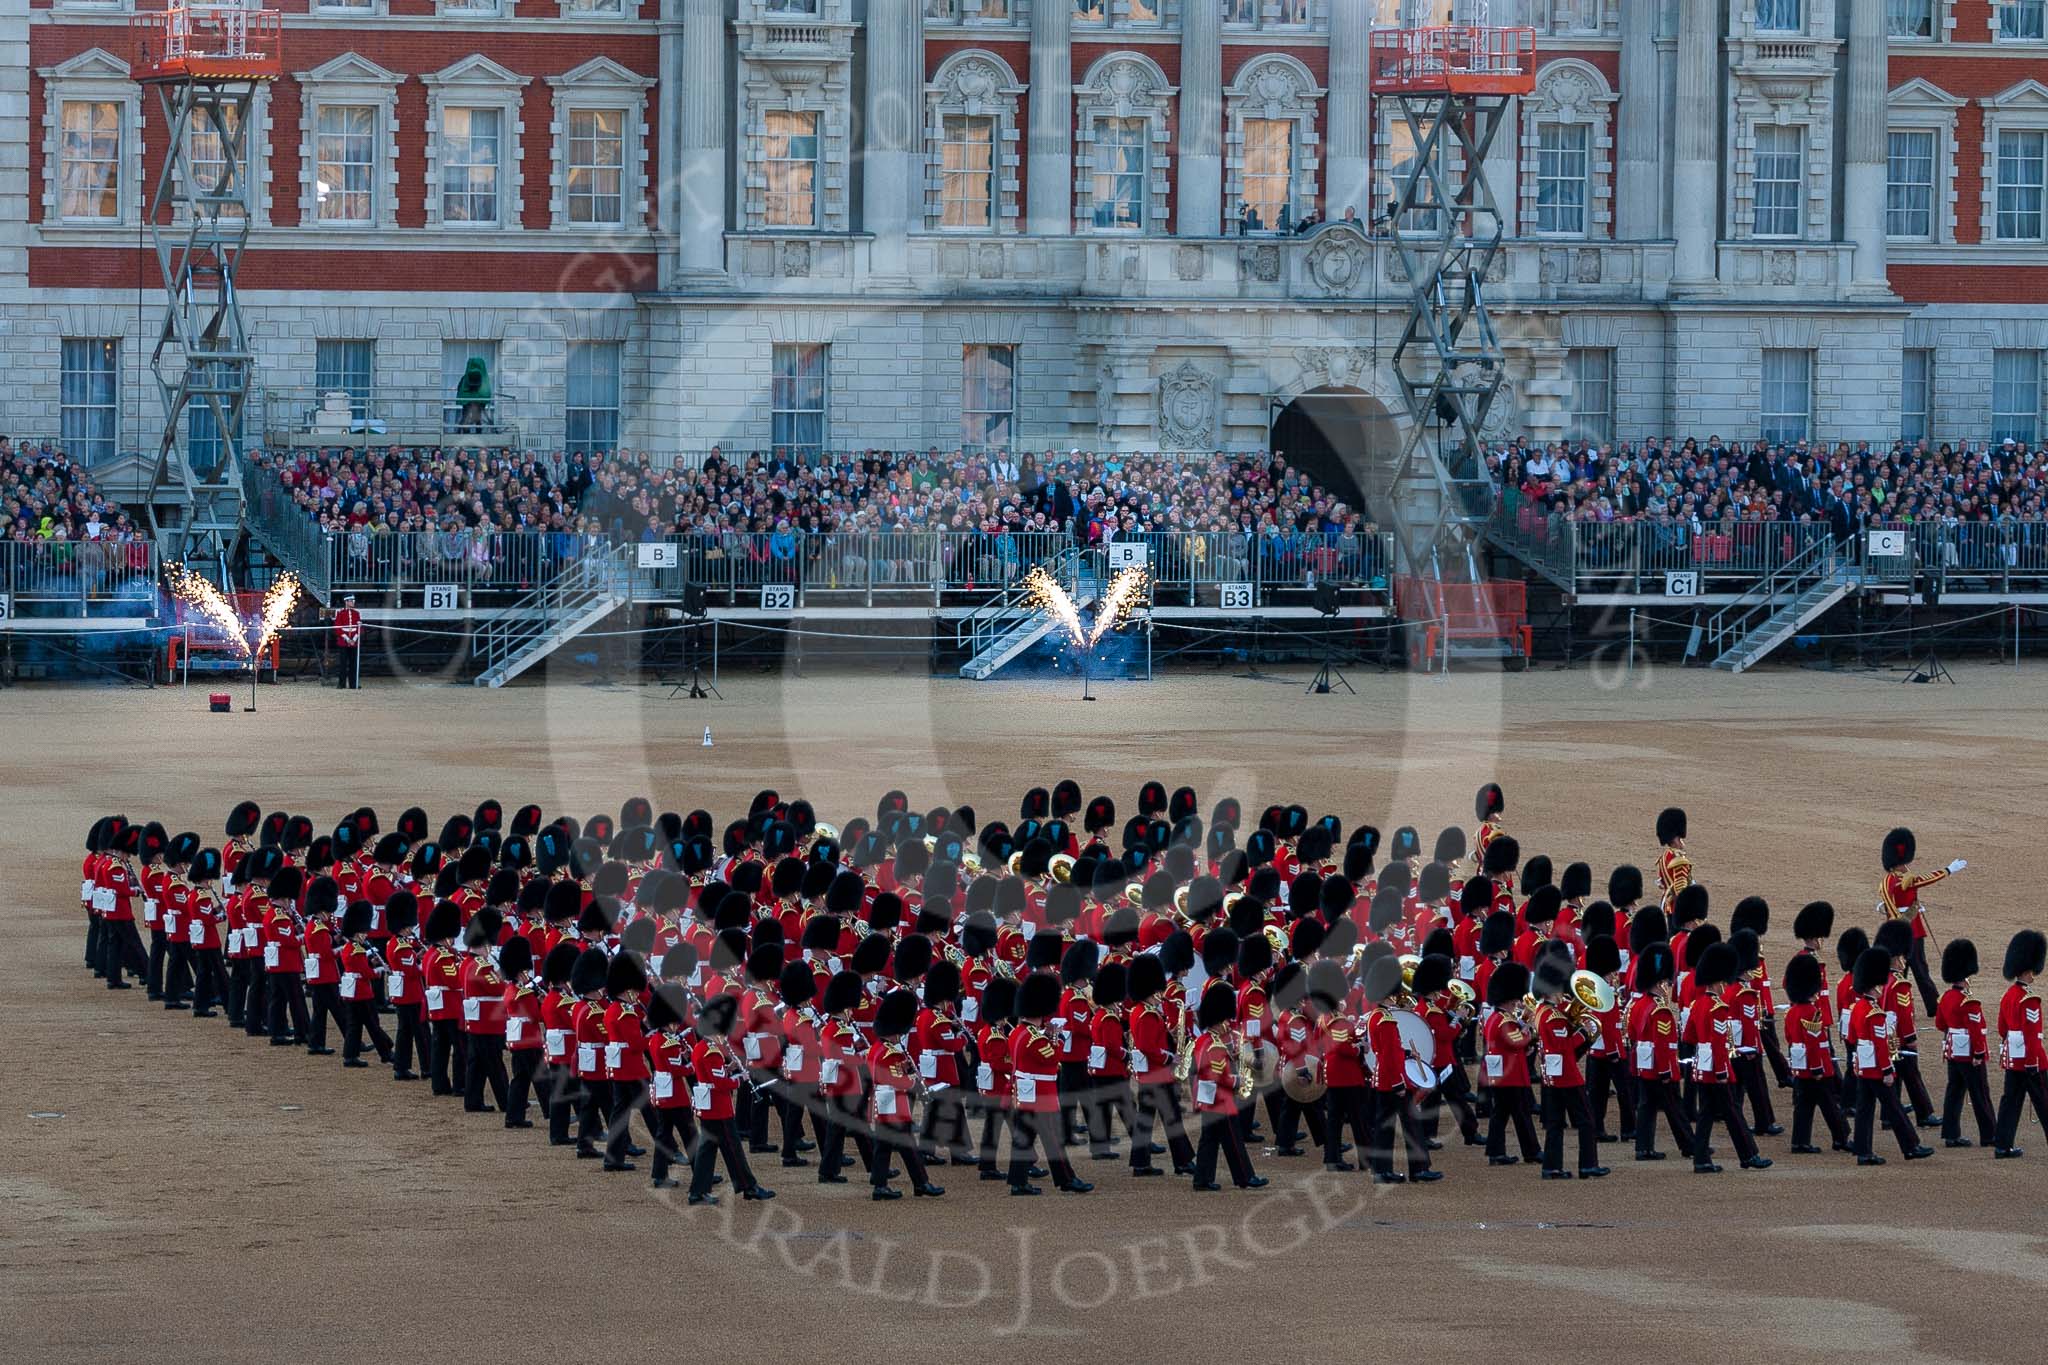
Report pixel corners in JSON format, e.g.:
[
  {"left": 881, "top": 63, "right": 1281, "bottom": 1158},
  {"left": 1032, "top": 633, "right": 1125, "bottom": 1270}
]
[{"left": 6, "top": 657, "right": 2048, "bottom": 1363}]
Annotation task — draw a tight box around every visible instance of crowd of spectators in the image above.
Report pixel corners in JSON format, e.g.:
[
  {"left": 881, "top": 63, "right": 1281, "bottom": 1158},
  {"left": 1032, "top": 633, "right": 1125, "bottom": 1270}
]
[
  {"left": 250, "top": 442, "right": 1384, "bottom": 586},
  {"left": 1490, "top": 433, "right": 2048, "bottom": 545},
  {"left": 2, "top": 436, "right": 155, "bottom": 595}
]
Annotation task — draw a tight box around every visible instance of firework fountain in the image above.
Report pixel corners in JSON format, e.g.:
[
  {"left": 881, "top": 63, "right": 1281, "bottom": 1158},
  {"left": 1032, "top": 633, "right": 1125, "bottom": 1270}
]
[
  {"left": 163, "top": 565, "right": 302, "bottom": 709},
  {"left": 1021, "top": 563, "right": 1150, "bottom": 698}
]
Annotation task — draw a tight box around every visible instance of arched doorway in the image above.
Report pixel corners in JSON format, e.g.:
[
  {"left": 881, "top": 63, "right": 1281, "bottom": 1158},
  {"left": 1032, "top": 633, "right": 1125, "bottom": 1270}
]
[{"left": 1269, "top": 387, "right": 1399, "bottom": 519}]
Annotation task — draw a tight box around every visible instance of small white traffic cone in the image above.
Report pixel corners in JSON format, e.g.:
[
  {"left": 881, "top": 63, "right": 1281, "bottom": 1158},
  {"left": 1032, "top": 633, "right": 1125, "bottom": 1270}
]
[{"left": 702, "top": 726, "right": 714, "bottom": 748}]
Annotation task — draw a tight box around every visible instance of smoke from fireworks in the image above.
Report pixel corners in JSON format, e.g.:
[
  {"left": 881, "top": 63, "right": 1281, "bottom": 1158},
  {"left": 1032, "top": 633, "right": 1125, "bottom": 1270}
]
[
  {"left": 1023, "top": 563, "right": 1150, "bottom": 650},
  {"left": 164, "top": 563, "right": 251, "bottom": 658}
]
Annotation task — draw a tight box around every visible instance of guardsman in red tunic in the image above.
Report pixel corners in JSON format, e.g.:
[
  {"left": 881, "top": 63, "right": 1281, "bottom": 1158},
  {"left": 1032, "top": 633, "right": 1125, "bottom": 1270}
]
[
  {"left": 1993, "top": 929, "right": 2048, "bottom": 1157},
  {"left": 1008, "top": 972, "right": 1089, "bottom": 1195},
  {"left": 381, "top": 893, "right": 426, "bottom": 1081},
  {"left": 1188, "top": 980, "right": 1264, "bottom": 1191},
  {"left": 1880, "top": 825, "right": 1966, "bottom": 1015},
  {"left": 1626, "top": 942, "right": 1693, "bottom": 1162},
  {"left": 1846, "top": 944, "right": 1933, "bottom": 1164},
  {"left": 230, "top": 845, "right": 281, "bottom": 1035},
  {"left": 1081, "top": 960, "right": 1136, "bottom": 1162},
  {"left": 1874, "top": 918, "right": 1937, "bottom": 1125},
  {"left": 1781, "top": 951, "right": 1848, "bottom": 1154},
  {"left": 688, "top": 993, "right": 774, "bottom": 1204},
  {"left": 1361, "top": 954, "right": 1440, "bottom": 1184},
  {"left": 99, "top": 821, "right": 149, "bottom": 988},
  {"left": 1786, "top": 901, "right": 1836, "bottom": 1037},
  {"left": 538, "top": 942, "right": 584, "bottom": 1144},
  {"left": 1934, "top": 938, "right": 1995, "bottom": 1149},
  {"left": 1833, "top": 925, "right": 1870, "bottom": 1113},
  {"left": 1532, "top": 947, "right": 1606, "bottom": 1179},
  {"left": 299, "top": 874, "right": 344, "bottom": 1057},
  {"left": 183, "top": 847, "right": 231, "bottom": 1017},
  {"left": 1724, "top": 928, "right": 1781, "bottom": 1134},
  {"left": 422, "top": 900, "right": 467, "bottom": 1094},
  {"left": 261, "top": 866, "right": 313, "bottom": 1046},
  {"left": 774, "top": 959, "right": 821, "bottom": 1168},
  {"left": 1125, "top": 953, "right": 1195, "bottom": 1176},
  {"left": 566, "top": 948, "right": 614, "bottom": 1159},
  {"left": 498, "top": 936, "right": 544, "bottom": 1128},
  {"left": 337, "top": 900, "right": 395, "bottom": 1068},
  {"left": 816, "top": 969, "right": 875, "bottom": 1184},
  {"left": 1472, "top": 782, "right": 1506, "bottom": 867},
  {"left": 136, "top": 823, "right": 174, "bottom": 1002},
  {"left": 333, "top": 592, "right": 362, "bottom": 688},
  {"left": 645, "top": 988, "right": 698, "bottom": 1191},
  {"left": 599, "top": 951, "right": 653, "bottom": 1171},
  {"left": 866, "top": 987, "right": 944, "bottom": 1200},
  {"left": 1055, "top": 940, "right": 1099, "bottom": 1150},
  {"left": 1684, "top": 942, "right": 1769, "bottom": 1173},
  {"left": 738, "top": 942, "right": 789, "bottom": 1153},
  {"left": 1654, "top": 806, "right": 1695, "bottom": 915},
  {"left": 459, "top": 908, "right": 511, "bottom": 1114},
  {"left": 973, "top": 975, "right": 1021, "bottom": 1180},
  {"left": 914, "top": 960, "right": 974, "bottom": 1166}
]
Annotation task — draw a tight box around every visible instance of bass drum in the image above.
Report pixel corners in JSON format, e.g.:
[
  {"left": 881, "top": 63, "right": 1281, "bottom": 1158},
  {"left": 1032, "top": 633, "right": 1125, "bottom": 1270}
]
[
  {"left": 1394, "top": 1009, "right": 1437, "bottom": 1091},
  {"left": 1281, "top": 1054, "right": 1327, "bottom": 1105}
]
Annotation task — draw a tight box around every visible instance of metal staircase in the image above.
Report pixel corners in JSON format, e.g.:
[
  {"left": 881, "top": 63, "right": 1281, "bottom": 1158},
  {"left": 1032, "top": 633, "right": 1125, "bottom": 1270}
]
[
  {"left": 1481, "top": 501, "right": 1575, "bottom": 593},
  {"left": 1702, "top": 538, "right": 1857, "bottom": 673},
  {"left": 472, "top": 543, "right": 638, "bottom": 687},
  {"left": 957, "top": 549, "right": 1093, "bottom": 680}
]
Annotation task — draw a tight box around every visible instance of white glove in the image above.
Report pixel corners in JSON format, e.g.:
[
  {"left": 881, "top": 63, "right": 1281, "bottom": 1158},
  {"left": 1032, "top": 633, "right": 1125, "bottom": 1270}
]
[{"left": 1946, "top": 859, "right": 1967, "bottom": 874}]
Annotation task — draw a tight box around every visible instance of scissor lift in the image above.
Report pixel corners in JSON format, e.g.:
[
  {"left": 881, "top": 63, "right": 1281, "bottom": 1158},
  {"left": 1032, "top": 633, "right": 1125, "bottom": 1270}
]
[
  {"left": 1368, "top": 24, "right": 1534, "bottom": 578},
  {"left": 129, "top": 2, "right": 283, "bottom": 560}
]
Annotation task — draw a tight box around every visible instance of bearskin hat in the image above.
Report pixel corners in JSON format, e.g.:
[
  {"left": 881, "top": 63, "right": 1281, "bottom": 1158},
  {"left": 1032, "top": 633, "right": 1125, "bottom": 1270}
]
[
  {"left": 1692, "top": 942, "right": 1737, "bottom": 991},
  {"left": 1481, "top": 835, "right": 1520, "bottom": 879},
  {"left": 1192, "top": 979, "right": 1235, "bottom": 1030},
  {"left": 1581, "top": 934, "right": 1620, "bottom": 978},
  {"left": 1781, "top": 952, "right": 1822, "bottom": 1006},
  {"left": 2004, "top": 930, "right": 2048, "bottom": 982},
  {"left": 1485, "top": 960, "right": 1530, "bottom": 1008},
  {"left": 1874, "top": 918, "right": 1913, "bottom": 960},
  {"left": 1579, "top": 902, "right": 1616, "bottom": 944},
  {"left": 1018, "top": 972, "right": 1062, "bottom": 1021},
  {"left": 565, "top": 947, "right": 609, "bottom": 997},
  {"left": 1128, "top": 953, "right": 1167, "bottom": 1002},
  {"left": 1416, "top": 862, "right": 1451, "bottom": 906},
  {"left": 1836, "top": 926, "right": 1871, "bottom": 973},
  {"left": 1671, "top": 884, "right": 1708, "bottom": 927},
  {"left": 419, "top": 898, "right": 460, "bottom": 944},
  {"left": 1292, "top": 916, "right": 1328, "bottom": 961},
  {"left": 1607, "top": 864, "right": 1644, "bottom": 907},
  {"left": 463, "top": 907, "right": 504, "bottom": 951},
  {"left": 847, "top": 934, "right": 891, "bottom": 976},
  {"left": 1730, "top": 896, "right": 1770, "bottom": 938},
  {"left": 1158, "top": 928, "right": 1197, "bottom": 977},
  {"left": 1478, "top": 910, "right": 1516, "bottom": 958},
  {"left": 1852, "top": 946, "right": 1894, "bottom": 996},
  {"left": 1432, "top": 826, "right": 1467, "bottom": 866},
  {"left": 1683, "top": 923, "right": 1722, "bottom": 969},
  {"left": 1524, "top": 885, "right": 1562, "bottom": 927},
  {"left": 1628, "top": 905, "right": 1668, "bottom": 954},
  {"left": 1729, "top": 928, "right": 1761, "bottom": 977},
  {"left": 1939, "top": 938, "right": 1979, "bottom": 985},
  {"left": 1882, "top": 827, "right": 1916, "bottom": 872},
  {"left": 1792, "top": 901, "right": 1834, "bottom": 943},
  {"left": 1521, "top": 855, "right": 1554, "bottom": 894},
  {"left": 1475, "top": 783, "right": 1505, "bottom": 822},
  {"left": 892, "top": 933, "right": 933, "bottom": 982},
  {"left": 1632, "top": 942, "right": 1676, "bottom": 994}
]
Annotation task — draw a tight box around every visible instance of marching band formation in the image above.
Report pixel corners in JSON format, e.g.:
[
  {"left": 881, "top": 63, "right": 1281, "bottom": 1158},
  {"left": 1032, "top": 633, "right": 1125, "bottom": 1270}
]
[{"left": 77, "top": 781, "right": 2048, "bottom": 1203}]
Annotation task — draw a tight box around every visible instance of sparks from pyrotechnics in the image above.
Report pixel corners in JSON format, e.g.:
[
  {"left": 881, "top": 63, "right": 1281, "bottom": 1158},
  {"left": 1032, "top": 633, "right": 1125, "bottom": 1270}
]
[
  {"left": 256, "top": 572, "right": 302, "bottom": 656},
  {"left": 164, "top": 563, "right": 252, "bottom": 658},
  {"left": 1087, "top": 566, "right": 1150, "bottom": 646},
  {"left": 1022, "top": 564, "right": 1150, "bottom": 649}
]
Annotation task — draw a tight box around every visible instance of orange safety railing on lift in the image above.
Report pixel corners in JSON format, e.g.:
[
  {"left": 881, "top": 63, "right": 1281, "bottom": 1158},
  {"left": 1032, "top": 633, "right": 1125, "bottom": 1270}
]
[
  {"left": 1395, "top": 575, "right": 1533, "bottom": 666},
  {"left": 130, "top": 2, "right": 284, "bottom": 84},
  {"left": 1368, "top": 26, "right": 1537, "bottom": 97}
]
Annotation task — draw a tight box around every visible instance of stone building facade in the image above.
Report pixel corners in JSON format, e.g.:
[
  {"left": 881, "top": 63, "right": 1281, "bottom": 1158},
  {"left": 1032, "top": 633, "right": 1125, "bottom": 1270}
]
[{"left": 6, "top": 0, "right": 2048, "bottom": 467}]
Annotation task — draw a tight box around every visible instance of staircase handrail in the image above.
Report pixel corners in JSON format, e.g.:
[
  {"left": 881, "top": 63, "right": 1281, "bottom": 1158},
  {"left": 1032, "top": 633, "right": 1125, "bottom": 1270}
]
[{"left": 1702, "top": 534, "right": 1842, "bottom": 659}]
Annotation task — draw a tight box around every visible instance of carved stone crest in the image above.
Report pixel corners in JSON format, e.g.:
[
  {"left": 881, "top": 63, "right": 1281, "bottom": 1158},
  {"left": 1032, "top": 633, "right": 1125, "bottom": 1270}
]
[
  {"left": 778, "top": 241, "right": 811, "bottom": 278},
  {"left": 975, "top": 243, "right": 1004, "bottom": 278},
  {"left": 1241, "top": 243, "right": 1281, "bottom": 282},
  {"left": 1157, "top": 360, "right": 1216, "bottom": 450},
  {"left": 1305, "top": 224, "right": 1371, "bottom": 296},
  {"left": 1293, "top": 346, "right": 1377, "bottom": 394},
  {"left": 1173, "top": 244, "right": 1205, "bottom": 281}
]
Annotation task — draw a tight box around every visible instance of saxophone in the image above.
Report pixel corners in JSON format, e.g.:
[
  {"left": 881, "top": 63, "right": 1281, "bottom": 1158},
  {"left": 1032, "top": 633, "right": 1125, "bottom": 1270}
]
[
  {"left": 1173, "top": 1020, "right": 1197, "bottom": 1083},
  {"left": 1236, "top": 1031, "right": 1256, "bottom": 1101}
]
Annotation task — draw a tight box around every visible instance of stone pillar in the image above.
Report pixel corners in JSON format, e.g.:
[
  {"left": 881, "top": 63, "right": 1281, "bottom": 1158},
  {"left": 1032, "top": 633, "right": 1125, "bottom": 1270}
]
[
  {"left": 1178, "top": 0, "right": 1222, "bottom": 234},
  {"left": 1616, "top": 0, "right": 1661, "bottom": 239},
  {"left": 677, "top": 0, "right": 727, "bottom": 275},
  {"left": 0, "top": 0, "right": 31, "bottom": 296},
  {"left": 1843, "top": 0, "right": 1889, "bottom": 291},
  {"left": 864, "top": 0, "right": 921, "bottom": 276},
  {"left": 1325, "top": 0, "right": 1370, "bottom": 222},
  {"left": 1672, "top": 0, "right": 1718, "bottom": 286},
  {"left": 1026, "top": 0, "right": 1073, "bottom": 234}
]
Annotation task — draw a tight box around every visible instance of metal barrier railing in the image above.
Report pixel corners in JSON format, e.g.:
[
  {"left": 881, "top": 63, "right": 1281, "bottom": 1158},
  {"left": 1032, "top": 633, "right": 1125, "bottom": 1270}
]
[
  {"left": 1571, "top": 520, "right": 1835, "bottom": 594},
  {"left": 328, "top": 529, "right": 603, "bottom": 595},
  {"left": 0, "top": 539, "right": 160, "bottom": 613}
]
